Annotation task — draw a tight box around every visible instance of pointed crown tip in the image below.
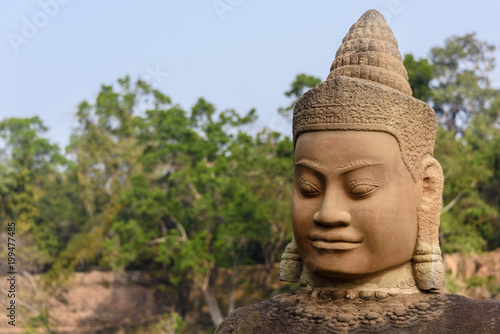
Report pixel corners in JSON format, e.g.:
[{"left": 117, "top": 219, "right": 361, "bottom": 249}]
[
  {"left": 330, "top": 9, "right": 411, "bottom": 96},
  {"left": 359, "top": 9, "right": 387, "bottom": 22}
]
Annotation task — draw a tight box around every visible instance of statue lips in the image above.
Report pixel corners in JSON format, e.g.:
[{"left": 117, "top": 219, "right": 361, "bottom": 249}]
[{"left": 309, "top": 234, "right": 363, "bottom": 251}]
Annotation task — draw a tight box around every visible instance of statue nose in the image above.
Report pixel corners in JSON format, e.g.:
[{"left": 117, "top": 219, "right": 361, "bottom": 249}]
[{"left": 312, "top": 195, "right": 351, "bottom": 227}]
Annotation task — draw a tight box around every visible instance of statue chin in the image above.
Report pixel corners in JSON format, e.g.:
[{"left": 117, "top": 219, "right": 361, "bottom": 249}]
[{"left": 300, "top": 261, "right": 420, "bottom": 293}]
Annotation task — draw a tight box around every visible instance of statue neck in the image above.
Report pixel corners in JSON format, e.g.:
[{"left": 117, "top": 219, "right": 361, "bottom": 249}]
[{"left": 301, "top": 262, "right": 419, "bottom": 294}]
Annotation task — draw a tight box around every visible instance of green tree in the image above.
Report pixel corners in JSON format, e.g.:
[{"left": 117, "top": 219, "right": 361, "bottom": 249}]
[
  {"left": 430, "top": 33, "right": 497, "bottom": 132},
  {"left": 49, "top": 77, "right": 157, "bottom": 278},
  {"left": 428, "top": 34, "right": 500, "bottom": 253},
  {"left": 139, "top": 98, "right": 260, "bottom": 325},
  {"left": 435, "top": 124, "right": 497, "bottom": 253},
  {"left": 403, "top": 54, "right": 434, "bottom": 102},
  {"left": 0, "top": 117, "right": 68, "bottom": 271}
]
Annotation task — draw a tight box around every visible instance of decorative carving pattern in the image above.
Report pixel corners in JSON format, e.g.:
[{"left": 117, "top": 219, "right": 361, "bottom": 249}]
[
  {"left": 330, "top": 52, "right": 408, "bottom": 80},
  {"left": 216, "top": 291, "right": 500, "bottom": 333},
  {"left": 266, "top": 288, "right": 450, "bottom": 333},
  {"left": 335, "top": 38, "right": 402, "bottom": 61}
]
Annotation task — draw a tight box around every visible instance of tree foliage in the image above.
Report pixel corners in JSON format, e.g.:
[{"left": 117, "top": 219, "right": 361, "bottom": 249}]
[
  {"left": 404, "top": 54, "right": 434, "bottom": 102},
  {"left": 430, "top": 33, "right": 497, "bottom": 133},
  {"left": 0, "top": 117, "right": 77, "bottom": 271}
]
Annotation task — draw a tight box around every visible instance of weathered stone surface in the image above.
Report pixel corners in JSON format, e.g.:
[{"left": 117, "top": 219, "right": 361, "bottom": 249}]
[{"left": 216, "top": 288, "right": 500, "bottom": 333}]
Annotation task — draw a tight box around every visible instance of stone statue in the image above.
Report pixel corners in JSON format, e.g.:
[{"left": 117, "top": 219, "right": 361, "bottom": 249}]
[{"left": 215, "top": 9, "right": 500, "bottom": 333}]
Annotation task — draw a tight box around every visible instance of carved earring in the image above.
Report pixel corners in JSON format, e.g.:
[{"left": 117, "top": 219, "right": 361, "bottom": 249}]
[
  {"left": 279, "top": 237, "right": 303, "bottom": 283},
  {"left": 412, "top": 156, "right": 444, "bottom": 290}
]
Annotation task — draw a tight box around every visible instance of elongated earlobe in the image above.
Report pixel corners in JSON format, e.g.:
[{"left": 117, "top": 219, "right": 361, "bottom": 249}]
[
  {"left": 280, "top": 236, "right": 302, "bottom": 283},
  {"left": 413, "top": 156, "right": 444, "bottom": 290}
]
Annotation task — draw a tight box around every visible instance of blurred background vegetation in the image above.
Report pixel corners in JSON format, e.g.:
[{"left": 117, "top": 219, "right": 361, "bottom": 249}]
[{"left": 1, "top": 33, "right": 499, "bottom": 333}]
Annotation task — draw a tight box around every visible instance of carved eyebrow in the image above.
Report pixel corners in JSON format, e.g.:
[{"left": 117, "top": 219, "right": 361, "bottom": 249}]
[
  {"left": 336, "top": 160, "right": 381, "bottom": 172},
  {"left": 294, "top": 159, "right": 381, "bottom": 174},
  {"left": 294, "top": 159, "right": 325, "bottom": 171}
]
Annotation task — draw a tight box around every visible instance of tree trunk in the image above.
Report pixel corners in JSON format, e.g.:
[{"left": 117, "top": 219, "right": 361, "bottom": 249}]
[
  {"left": 262, "top": 244, "right": 274, "bottom": 293},
  {"left": 201, "top": 266, "right": 224, "bottom": 327},
  {"left": 227, "top": 261, "right": 239, "bottom": 314},
  {"left": 176, "top": 273, "right": 191, "bottom": 318}
]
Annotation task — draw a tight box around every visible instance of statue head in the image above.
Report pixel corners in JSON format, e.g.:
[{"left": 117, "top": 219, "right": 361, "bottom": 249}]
[{"left": 280, "top": 9, "right": 444, "bottom": 291}]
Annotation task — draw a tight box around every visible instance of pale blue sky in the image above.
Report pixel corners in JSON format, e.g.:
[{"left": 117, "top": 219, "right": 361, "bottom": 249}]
[{"left": 2, "top": 0, "right": 500, "bottom": 149}]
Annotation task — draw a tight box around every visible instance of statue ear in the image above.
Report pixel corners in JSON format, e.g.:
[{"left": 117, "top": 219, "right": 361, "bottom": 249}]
[
  {"left": 413, "top": 156, "right": 445, "bottom": 290},
  {"left": 280, "top": 236, "right": 302, "bottom": 283},
  {"left": 418, "top": 156, "right": 444, "bottom": 216}
]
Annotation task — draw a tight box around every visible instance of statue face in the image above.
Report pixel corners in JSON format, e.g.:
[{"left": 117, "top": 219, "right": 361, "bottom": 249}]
[{"left": 292, "top": 131, "right": 420, "bottom": 281}]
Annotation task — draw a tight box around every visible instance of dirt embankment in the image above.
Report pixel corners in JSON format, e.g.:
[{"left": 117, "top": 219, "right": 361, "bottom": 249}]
[
  {"left": 444, "top": 248, "right": 500, "bottom": 300},
  {"left": 0, "top": 270, "right": 180, "bottom": 333}
]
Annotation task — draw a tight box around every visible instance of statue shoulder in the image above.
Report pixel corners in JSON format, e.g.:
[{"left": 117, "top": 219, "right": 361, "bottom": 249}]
[
  {"left": 441, "top": 293, "right": 500, "bottom": 332},
  {"left": 214, "top": 293, "right": 295, "bottom": 334},
  {"left": 214, "top": 303, "right": 261, "bottom": 334}
]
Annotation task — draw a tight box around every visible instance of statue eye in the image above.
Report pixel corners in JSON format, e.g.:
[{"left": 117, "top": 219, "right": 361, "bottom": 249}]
[
  {"left": 348, "top": 178, "right": 378, "bottom": 198},
  {"left": 297, "top": 178, "right": 321, "bottom": 197}
]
